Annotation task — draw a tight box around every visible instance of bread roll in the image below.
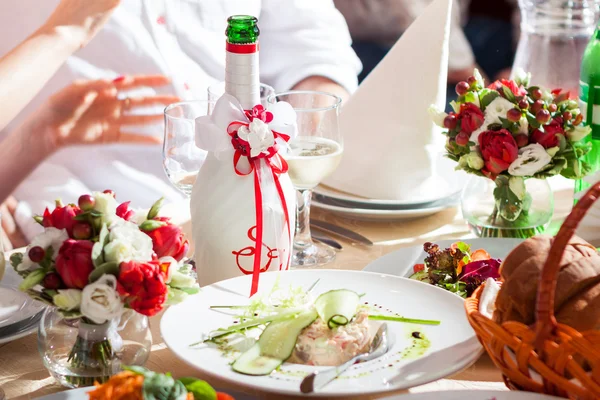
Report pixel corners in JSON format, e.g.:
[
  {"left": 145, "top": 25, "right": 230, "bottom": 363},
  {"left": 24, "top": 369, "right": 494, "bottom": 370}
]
[{"left": 493, "top": 235, "right": 600, "bottom": 331}]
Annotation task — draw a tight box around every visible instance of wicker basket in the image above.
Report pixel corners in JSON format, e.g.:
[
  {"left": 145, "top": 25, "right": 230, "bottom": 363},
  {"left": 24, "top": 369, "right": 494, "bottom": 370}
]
[{"left": 465, "top": 182, "right": 600, "bottom": 400}]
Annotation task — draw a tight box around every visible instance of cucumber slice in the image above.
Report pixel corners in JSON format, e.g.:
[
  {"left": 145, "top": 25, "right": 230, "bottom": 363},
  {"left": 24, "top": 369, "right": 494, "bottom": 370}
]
[
  {"left": 314, "top": 289, "right": 360, "bottom": 329},
  {"left": 232, "top": 309, "right": 317, "bottom": 376}
]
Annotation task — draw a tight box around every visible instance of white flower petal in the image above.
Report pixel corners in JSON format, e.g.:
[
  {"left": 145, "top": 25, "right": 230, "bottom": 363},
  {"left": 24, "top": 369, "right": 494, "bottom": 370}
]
[
  {"left": 104, "top": 220, "right": 154, "bottom": 264},
  {"left": 80, "top": 275, "right": 123, "bottom": 324},
  {"left": 427, "top": 104, "right": 448, "bottom": 127},
  {"left": 93, "top": 192, "right": 118, "bottom": 226},
  {"left": 508, "top": 144, "right": 551, "bottom": 176}
]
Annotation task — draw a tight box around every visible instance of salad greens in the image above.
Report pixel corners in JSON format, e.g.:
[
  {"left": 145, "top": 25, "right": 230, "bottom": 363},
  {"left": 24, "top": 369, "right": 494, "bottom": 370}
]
[{"left": 410, "top": 241, "right": 501, "bottom": 297}]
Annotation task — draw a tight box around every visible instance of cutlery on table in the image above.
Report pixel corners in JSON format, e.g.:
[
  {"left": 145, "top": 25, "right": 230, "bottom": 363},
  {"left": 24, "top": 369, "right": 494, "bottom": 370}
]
[
  {"left": 300, "top": 323, "right": 389, "bottom": 393},
  {"left": 310, "top": 219, "right": 373, "bottom": 246},
  {"left": 312, "top": 234, "right": 343, "bottom": 250}
]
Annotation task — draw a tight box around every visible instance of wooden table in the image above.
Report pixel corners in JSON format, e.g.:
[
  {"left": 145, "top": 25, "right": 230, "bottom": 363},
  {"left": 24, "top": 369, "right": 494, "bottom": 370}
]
[{"left": 0, "top": 183, "right": 576, "bottom": 400}]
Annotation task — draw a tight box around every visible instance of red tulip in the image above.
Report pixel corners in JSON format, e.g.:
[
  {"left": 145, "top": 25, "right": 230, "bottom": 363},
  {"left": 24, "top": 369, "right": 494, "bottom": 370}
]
[
  {"left": 118, "top": 260, "right": 167, "bottom": 316},
  {"left": 457, "top": 103, "right": 484, "bottom": 134},
  {"left": 144, "top": 220, "right": 189, "bottom": 261},
  {"left": 531, "top": 117, "right": 563, "bottom": 148},
  {"left": 488, "top": 79, "right": 527, "bottom": 97},
  {"left": 55, "top": 239, "right": 94, "bottom": 289},
  {"left": 116, "top": 201, "right": 135, "bottom": 221},
  {"left": 478, "top": 129, "right": 519, "bottom": 178},
  {"left": 42, "top": 204, "right": 81, "bottom": 237}
]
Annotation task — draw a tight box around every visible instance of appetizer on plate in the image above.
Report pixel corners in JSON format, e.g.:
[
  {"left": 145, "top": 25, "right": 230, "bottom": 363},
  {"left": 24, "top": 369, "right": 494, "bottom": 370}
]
[
  {"left": 198, "top": 281, "right": 439, "bottom": 376},
  {"left": 410, "top": 242, "right": 501, "bottom": 297},
  {"left": 88, "top": 366, "right": 233, "bottom": 400}
]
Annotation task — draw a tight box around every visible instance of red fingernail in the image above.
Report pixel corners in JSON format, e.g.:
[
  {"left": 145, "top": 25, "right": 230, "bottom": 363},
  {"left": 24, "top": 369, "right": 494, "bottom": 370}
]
[{"left": 113, "top": 75, "right": 125, "bottom": 83}]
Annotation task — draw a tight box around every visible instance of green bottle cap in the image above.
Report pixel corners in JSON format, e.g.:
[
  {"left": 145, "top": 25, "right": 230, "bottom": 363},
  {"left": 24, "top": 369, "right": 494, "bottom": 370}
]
[{"left": 226, "top": 15, "right": 259, "bottom": 44}]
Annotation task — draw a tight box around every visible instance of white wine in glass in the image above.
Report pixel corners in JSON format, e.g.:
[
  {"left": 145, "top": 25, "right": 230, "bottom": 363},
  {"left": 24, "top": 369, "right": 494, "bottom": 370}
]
[
  {"left": 286, "top": 136, "right": 343, "bottom": 190},
  {"left": 268, "top": 90, "right": 343, "bottom": 267}
]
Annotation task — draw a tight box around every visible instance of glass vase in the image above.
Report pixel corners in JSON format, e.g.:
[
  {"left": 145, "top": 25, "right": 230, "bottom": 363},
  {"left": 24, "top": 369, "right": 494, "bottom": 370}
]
[
  {"left": 38, "top": 308, "right": 152, "bottom": 388},
  {"left": 461, "top": 175, "right": 554, "bottom": 238},
  {"left": 512, "top": 0, "right": 599, "bottom": 93}
]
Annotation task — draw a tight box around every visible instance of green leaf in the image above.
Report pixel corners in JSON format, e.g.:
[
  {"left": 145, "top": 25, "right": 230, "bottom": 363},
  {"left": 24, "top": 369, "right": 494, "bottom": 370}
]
[
  {"left": 479, "top": 89, "right": 499, "bottom": 110},
  {"left": 57, "top": 309, "right": 83, "bottom": 320},
  {"left": 90, "top": 210, "right": 103, "bottom": 218},
  {"left": 88, "top": 262, "right": 119, "bottom": 283},
  {"left": 140, "top": 219, "right": 167, "bottom": 232},
  {"left": 73, "top": 212, "right": 90, "bottom": 221},
  {"left": 123, "top": 366, "right": 189, "bottom": 400},
  {"left": 23, "top": 289, "right": 56, "bottom": 306},
  {"left": 10, "top": 252, "right": 24, "bottom": 270},
  {"left": 38, "top": 246, "right": 54, "bottom": 270},
  {"left": 92, "top": 224, "right": 109, "bottom": 268},
  {"left": 455, "top": 241, "right": 471, "bottom": 255},
  {"left": 501, "top": 85, "right": 516, "bottom": 102},
  {"left": 526, "top": 112, "right": 541, "bottom": 129},
  {"left": 493, "top": 177, "right": 523, "bottom": 222},
  {"left": 147, "top": 197, "right": 165, "bottom": 220},
  {"left": 19, "top": 269, "right": 46, "bottom": 291},
  {"left": 179, "top": 378, "right": 217, "bottom": 400},
  {"left": 33, "top": 215, "right": 44, "bottom": 226}
]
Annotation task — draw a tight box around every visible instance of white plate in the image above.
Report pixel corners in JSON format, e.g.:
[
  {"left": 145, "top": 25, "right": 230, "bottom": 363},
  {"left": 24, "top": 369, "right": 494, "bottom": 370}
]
[
  {"left": 34, "top": 386, "right": 257, "bottom": 399},
  {"left": 161, "top": 270, "right": 482, "bottom": 398},
  {"left": 311, "top": 200, "right": 452, "bottom": 221},
  {"left": 363, "top": 239, "right": 523, "bottom": 277},
  {"left": 386, "top": 390, "right": 562, "bottom": 399},
  {"left": 0, "top": 260, "right": 45, "bottom": 342}
]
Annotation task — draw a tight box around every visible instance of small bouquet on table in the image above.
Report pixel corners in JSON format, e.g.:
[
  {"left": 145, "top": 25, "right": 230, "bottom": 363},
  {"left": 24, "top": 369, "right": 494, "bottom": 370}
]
[
  {"left": 430, "top": 69, "right": 592, "bottom": 238},
  {"left": 9, "top": 190, "right": 199, "bottom": 388}
]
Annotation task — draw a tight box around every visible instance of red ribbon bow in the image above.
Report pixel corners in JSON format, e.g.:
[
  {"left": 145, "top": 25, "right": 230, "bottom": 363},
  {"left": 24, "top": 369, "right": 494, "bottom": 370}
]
[{"left": 227, "top": 105, "right": 292, "bottom": 296}]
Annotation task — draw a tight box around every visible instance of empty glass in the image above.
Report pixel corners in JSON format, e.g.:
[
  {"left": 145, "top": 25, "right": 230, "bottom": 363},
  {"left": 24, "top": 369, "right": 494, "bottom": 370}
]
[
  {"left": 267, "top": 91, "right": 343, "bottom": 267},
  {"left": 208, "top": 81, "right": 275, "bottom": 108},
  {"left": 163, "top": 100, "right": 214, "bottom": 196},
  {"left": 512, "top": 0, "right": 600, "bottom": 92}
]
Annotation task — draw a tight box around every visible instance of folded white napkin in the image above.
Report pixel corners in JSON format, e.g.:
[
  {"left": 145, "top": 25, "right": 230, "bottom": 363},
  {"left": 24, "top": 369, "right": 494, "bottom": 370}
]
[
  {"left": 324, "top": 0, "right": 455, "bottom": 200},
  {"left": 478, "top": 278, "right": 500, "bottom": 319}
]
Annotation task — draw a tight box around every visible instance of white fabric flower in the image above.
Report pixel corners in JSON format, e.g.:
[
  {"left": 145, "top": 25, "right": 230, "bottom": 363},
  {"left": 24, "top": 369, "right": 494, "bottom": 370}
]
[
  {"left": 80, "top": 275, "right": 123, "bottom": 324},
  {"left": 470, "top": 97, "right": 516, "bottom": 144},
  {"left": 237, "top": 119, "right": 275, "bottom": 158},
  {"left": 93, "top": 191, "right": 118, "bottom": 225},
  {"left": 17, "top": 227, "right": 69, "bottom": 271},
  {"left": 508, "top": 144, "right": 552, "bottom": 176},
  {"left": 104, "top": 220, "right": 154, "bottom": 264},
  {"left": 53, "top": 289, "right": 83, "bottom": 311},
  {"left": 427, "top": 104, "right": 448, "bottom": 127},
  {"left": 567, "top": 125, "right": 591, "bottom": 143}
]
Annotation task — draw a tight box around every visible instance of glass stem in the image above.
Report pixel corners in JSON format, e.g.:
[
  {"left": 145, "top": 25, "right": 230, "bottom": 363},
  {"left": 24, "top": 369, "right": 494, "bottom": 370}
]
[{"left": 294, "top": 189, "right": 313, "bottom": 248}]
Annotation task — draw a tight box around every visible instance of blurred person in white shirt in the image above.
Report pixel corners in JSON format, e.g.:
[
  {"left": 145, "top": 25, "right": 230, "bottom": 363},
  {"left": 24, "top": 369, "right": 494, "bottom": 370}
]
[{"left": 0, "top": 0, "right": 361, "bottom": 244}]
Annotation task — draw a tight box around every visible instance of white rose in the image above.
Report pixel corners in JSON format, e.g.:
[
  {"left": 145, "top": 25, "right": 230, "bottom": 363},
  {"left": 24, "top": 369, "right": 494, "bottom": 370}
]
[
  {"left": 458, "top": 152, "right": 484, "bottom": 170},
  {"left": 567, "top": 125, "right": 591, "bottom": 143},
  {"left": 513, "top": 68, "right": 531, "bottom": 87},
  {"left": 470, "top": 97, "right": 515, "bottom": 143},
  {"left": 93, "top": 191, "right": 118, "bottom": 225},
  {"left": 80, "top": 275, "right": 123, "bottom": 324},
  {"left": 237, "top": 119, "right": 275, "bottom": 158},
  {"left": 17, "top": 227, "right": 69, "bottom": 271},
  {"left": 53, "top": 289, "right": 83, "bottom": 311},
  {"left": 104, "top": 220, "right": 154, "bottom": 264},
  {"left": 508, "top": 144, "right": 552, "bottom": 176},
  {"left": 428, "top": 104, "right": 448, "bottom": 127}
]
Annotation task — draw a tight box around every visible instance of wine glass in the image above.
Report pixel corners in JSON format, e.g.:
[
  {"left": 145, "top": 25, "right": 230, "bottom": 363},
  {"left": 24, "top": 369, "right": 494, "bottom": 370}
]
[
  {"left": 163, "top": 99, "right": 214, "bottom": 196},
  {"left": 208, "top": 81, "right": 275, "bottom": 109},
  {"left": 267, "top": 91, "right": 343, "bottom": 267}
]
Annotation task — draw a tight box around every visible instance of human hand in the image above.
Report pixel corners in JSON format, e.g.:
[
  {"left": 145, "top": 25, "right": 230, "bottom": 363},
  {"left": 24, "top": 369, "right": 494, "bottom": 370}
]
[
  {"left": 0, "top": 197, "right": 27, "bottom": 250},
  {"left": 43, "top": 0, "right": 121, "bottom": 48},
  {"left": 39, "top": 75, "right": 179, "bottom": 151}
]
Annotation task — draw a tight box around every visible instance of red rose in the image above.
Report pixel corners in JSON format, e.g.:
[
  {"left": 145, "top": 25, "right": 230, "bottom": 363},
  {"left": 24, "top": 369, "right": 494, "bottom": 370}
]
[
  {"left": 145, "top": 221, "right": 189, "bottom": 261},
  {"left": 532, "top": 117, "right": 563, "bottom": 148},
  {"left": 43, "top": 204, "right": 80, "bottom": 236},
  {"left": 478, "top": 129, "right": 519, "bottom": 178},
  {"left": 488, "top": 79, "right": 527, "bottom": 97},
  {"left": 458, "top": 103, "right": 484, "bottom": 134},
  {"left": 55, "top": 239, "right": 94, "bottom": 289},
  {"left": 118, "top": 260, "right": 167, "bottom": 316},
  {"left": 116, "top": 201, "right": 135, "bottom": 221}
]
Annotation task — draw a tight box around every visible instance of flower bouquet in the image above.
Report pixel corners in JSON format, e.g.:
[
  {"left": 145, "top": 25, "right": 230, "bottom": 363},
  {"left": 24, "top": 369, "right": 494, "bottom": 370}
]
[
  {"left": 429, "top": 69, "right": 592, "bottom": 237},
  {"left": 10, "top": 190, "right": 199, "bottom": 387}
]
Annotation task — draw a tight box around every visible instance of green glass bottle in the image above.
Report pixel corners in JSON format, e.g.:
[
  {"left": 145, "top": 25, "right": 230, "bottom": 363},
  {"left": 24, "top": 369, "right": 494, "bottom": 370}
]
[
  {"left": 225, "top": 15, "right": 261, "bottom": 110},
  {"left": 575, "top": 24, "right": 600, "bottom": 200}
]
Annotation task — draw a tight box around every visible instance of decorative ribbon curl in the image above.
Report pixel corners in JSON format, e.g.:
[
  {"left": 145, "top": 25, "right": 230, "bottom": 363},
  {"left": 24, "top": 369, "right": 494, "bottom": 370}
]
[{"left": 227, "top": 105, "right": 292, "bottom": 296}]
